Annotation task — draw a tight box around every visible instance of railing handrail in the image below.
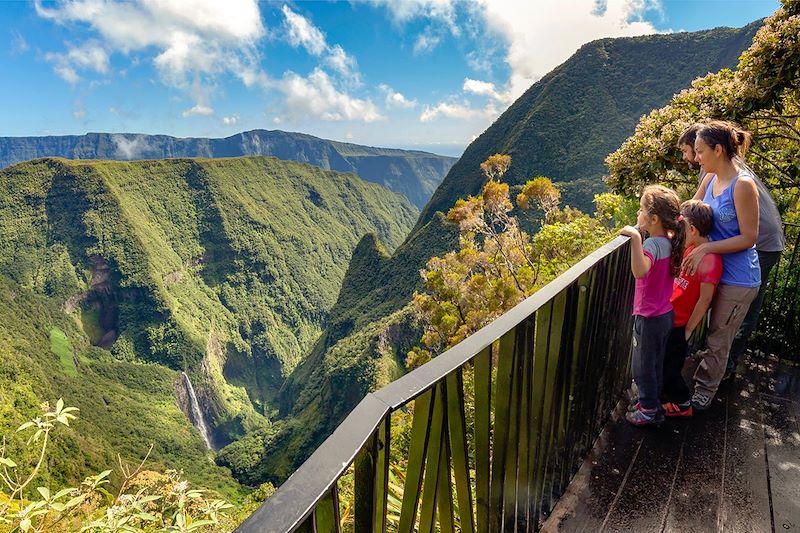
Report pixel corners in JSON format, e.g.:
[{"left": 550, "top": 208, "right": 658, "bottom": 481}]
[{"left": 237, "top": 234, "right": 631, "bottom": 533}]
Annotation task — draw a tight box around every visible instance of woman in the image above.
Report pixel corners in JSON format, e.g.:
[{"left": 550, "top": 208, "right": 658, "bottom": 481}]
[{"left": 682, "top": 120, "right": 761, "bottom": 410}]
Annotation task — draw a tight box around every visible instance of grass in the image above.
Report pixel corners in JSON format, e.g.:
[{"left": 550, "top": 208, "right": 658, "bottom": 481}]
[{"left": 49, "top": 326, "right": 77, "bottom": 378}]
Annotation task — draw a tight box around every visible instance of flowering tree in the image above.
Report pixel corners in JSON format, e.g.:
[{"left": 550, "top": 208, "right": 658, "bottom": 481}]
[{"left": 407, "top": 155, "right": 627, "bottom": 368}]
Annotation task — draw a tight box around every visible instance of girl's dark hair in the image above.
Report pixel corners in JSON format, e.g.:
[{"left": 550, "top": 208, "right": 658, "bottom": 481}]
[
  {"left": 680, "top": 199, "right": 714, "bottom": 237},
  {"left": 642, "top": 184, "right": 685, "bottom": 276},
  {"left": 696, "top": 120, "right": 752, "bottom": 159}
]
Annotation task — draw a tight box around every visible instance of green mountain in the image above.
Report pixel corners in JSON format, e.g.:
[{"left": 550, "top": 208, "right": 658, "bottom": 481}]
[
  {"left": 417, "top": 21, "right": 760, "bottom": 226},
  {"left": 246, "top": 22, "right": 762, "bottom": 485},
  {"left": 0, "top": 130, "right": 457, "bottom": 208},
  {"left": 0, "top": 156, "right": 417, "bottom": 490}
]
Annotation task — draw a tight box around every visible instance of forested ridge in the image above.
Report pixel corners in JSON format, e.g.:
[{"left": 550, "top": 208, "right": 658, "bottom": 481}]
[{"left": 0, "top": 155, "right": 417, "bottom": 501}]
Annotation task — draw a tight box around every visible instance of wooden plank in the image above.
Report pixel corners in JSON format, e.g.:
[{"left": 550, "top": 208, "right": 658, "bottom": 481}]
[
  {"left": 541, "top": 409, "right": 644, "bottom": 532},
  {"left": 473, "top": 347, "right": 492, "bottom": 533},
  {"left": 599, "top": 420, "right": 688, "bottom": 532},
  {"left": 662, "top": 389, "right": 728, "bottom": 531},
  {"left": 720, "top": 378, "right": 772, "bottom": 532},
  {"left": 762, "top": 394, "right": 800, "bottom": 532},
  {"left": 397, "top": 389, "right": 434, "bottom": 533}
]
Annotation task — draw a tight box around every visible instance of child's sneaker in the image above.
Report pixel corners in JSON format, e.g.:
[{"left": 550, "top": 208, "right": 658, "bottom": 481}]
[
  {"left": 625, "top": 406, "right": 664, "bottom": 426},
  {"left": 662, "top": 401, "right": 693, "bottom": 418},
  {"left": 627, "top": 400, "right": 640, "bottom": 413},
  {"left": 690, "top": 391, "right": 714, "bottom": 411}
]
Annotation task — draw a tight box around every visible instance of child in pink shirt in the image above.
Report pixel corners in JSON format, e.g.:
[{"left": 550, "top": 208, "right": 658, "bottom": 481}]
[{"left": 620, "top": 185, "right": 686, "bottom": 426}]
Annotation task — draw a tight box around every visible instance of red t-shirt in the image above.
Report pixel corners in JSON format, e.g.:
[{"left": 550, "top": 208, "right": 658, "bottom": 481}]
[{"left": 671, "top": 244, "right": 723, "bottom": 327}]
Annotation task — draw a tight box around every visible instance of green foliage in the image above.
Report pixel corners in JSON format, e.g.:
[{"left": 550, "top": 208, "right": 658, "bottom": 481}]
[
  {"left": 606, "top": 0, "right": 800, "bottom": 206},
  {"left": 408, "top": 157, "right": 621, "bottom": 366},
  {"left": 0, "top": 155, "right": 417, "bottom": 474},
  {"left": 0, "top": 277, "right": 242, "bottom": 499},
  {"left": 0, "top": 404, "right": 233, "bottom": 533},
  {"left": 49, "top": 328, "right": 77, "bottom": 378}
]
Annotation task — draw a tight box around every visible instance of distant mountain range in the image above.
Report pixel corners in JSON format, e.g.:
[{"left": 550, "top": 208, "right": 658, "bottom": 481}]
[{"left": 0, "top": 130, "right": 457, "bottom": 208}]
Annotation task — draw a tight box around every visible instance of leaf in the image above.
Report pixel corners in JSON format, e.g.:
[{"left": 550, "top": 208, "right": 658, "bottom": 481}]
[
  {"left": 37, "top": 487, "right": 50, "bottom": 500},
  {"left": 53, "top": 487, "right": 75, "bottom": 500},
  {"left": 0, "top": 458, "right": 17, "bottom": 468},
  {"left": 65, "top": 495, "right": 87, "bottom": 508},
  {"left": 19, "top": 517, "right": 31, "bottom": 532},
  {"left": 56, "top": 398, "right": 64, "bottom": 414},
  {"left": 16, "top": 422, "right": 34, "bottom": 432},
  {"left": 187, "top": 519, "right": 216, "bottom": 531},
  {"left": 49, "top": 502, "right": 66, "bottom": 512}
]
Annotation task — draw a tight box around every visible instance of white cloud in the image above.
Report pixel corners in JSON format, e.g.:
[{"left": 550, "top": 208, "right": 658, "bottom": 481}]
[
  {"left": 473, "top": 0, "right": 660, "bottom": 102},
  {"left": 420, "top": 100, "right": 497, "bottom": 122},
  {"left": 45, "top": 40, "right": 110, "bottom": 83},
  {"left": 413, "top": 32, "right": 441, "bottom": 55},
  {"left": 53, "top": 65, "right": 80, "bottom": 84},
  {"left": 282, "top": 4, "right": 326, "bottom": 55},
  {"left": 222, "top": 115, "right": 239, "bottom": 126},
  {"left": 35, "top": 0, "right": 266, "bottom": 115},
  {"left": 281, "top": 6, "right": 360, "bottom": 83},
  {"left": 182, "top": 104, "right": 214, "bottom": 117},
  {"left": 10, "top": 30, "right": 30, "bottom": 54},
  {"left": 463, "top": 78, "right": 503, "bottom": 101},
  {"left": 113, "top": 134, "right": 152, "bottom": 159},
  {"left": 378, "top": 0, "right": 459, "bottom": 36},
  {"left": 72, "top": 101, "right": 86, "bottom": 120},
  {"left": 379, "top": 84, "right": 417, "bottom": 109},
  {"left": 279, "top": 68, "right": 383, "bottom": 122}
]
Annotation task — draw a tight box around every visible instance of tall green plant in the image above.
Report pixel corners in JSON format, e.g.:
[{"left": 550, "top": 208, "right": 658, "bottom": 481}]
[{"left": 0, "top": 401, "right": 232, "bottom": 533}]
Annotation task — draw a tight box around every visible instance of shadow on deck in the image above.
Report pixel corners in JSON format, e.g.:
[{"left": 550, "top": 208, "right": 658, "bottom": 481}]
[{"left": 544, "top": 355, "right": 800, "bottom": 532}]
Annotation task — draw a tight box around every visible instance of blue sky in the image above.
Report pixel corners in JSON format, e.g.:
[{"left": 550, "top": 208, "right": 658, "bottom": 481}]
[{"left": 1, "top": 0, "right": 780, "bottom": 156}]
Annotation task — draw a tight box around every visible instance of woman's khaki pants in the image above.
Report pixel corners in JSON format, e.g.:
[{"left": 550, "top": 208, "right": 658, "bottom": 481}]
[{"left": 693, "top": 283, "right": 758, "bottom": 398}]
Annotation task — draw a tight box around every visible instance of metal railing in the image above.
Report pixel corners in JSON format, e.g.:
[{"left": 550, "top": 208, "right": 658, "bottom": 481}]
[
  {"left": 237, "top": 235, "right": 636, "bottom": 533},
  {"left": 750, "top": 222, "right": 800, "bottom": 363}
]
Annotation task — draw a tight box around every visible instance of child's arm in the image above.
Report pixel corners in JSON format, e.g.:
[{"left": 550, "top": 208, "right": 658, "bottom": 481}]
[
  {"left": 620, "top": 226, "right": 652, "bottom": 279},
  {"left": 684, "top": 282, "right": 716, "bottom": 340}
]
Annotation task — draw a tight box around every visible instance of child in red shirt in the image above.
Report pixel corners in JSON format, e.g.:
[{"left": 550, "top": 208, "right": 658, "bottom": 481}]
[{"left": 662, "top": 200, "right": 723, "bottom": 417}]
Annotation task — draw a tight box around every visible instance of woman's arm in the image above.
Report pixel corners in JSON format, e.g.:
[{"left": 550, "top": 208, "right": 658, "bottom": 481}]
[
  {"left": 682, "top": 177, "right": 759, "bottom": 274},
  {"left": 684, "top": 282, "right": 716, "bottom": 340},
  {"left": 693, "top": 171, "right": 711, "bottom": 201}
]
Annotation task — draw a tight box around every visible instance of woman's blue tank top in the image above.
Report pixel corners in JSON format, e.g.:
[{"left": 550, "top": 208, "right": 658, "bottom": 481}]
[{"left": 703, "top": 172, "right": 761, "bottom": 287}]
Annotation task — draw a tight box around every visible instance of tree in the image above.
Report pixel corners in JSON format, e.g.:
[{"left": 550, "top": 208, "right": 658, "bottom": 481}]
[
  {"left": 606, "top": 0, "right": 800, "bottom": 202},
  {"left": 408, "top": 155, "right": 626, "bottom": 368}
]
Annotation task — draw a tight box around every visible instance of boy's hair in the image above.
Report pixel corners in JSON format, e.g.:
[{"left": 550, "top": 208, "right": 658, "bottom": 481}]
[
  {"left": 677, "top": 123, "right": 701, "bottom": 147},
  {"left": 680, "top": 199, "right": 714, "bottom": 237},
  {"left": 696, "top": 120, "right": 752, "bottom": 159},
  {"left": 641, "top": 184, "right": 685, "bottom": 277}
]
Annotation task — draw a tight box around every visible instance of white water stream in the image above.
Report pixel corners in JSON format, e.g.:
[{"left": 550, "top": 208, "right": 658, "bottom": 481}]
[{"left": 181, "top": 372, "right": 214, "bottom": 450}]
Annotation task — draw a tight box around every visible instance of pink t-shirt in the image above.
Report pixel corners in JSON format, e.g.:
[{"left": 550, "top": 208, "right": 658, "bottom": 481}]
[{"left": 632, "top": 236, "right": 674, "bottom": 317}]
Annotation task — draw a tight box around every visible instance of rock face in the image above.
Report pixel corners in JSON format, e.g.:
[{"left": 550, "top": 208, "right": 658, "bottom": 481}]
[{"left": 0, "top": 130, "right": 457, "bottom": 208}]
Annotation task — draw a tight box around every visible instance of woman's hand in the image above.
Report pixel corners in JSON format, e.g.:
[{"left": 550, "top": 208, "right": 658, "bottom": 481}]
[
  {"left": 682, "top": 242, "right": 708, "bottom": 275},
  {"left": 684, "top": 327, "right": 694, "bottom": 341},
  {"left": 620, "top": 225, "right": 642, "bottom": 243}
]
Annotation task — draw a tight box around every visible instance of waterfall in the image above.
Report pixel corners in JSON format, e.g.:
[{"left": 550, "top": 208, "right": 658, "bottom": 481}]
[{"left": 181, "top": 372, "right": 214, "bottom": 450}]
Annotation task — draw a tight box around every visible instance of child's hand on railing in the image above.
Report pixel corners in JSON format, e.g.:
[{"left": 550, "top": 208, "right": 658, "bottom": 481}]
[{"left": 620, "top": 225, "right": 642, "bottom": 243}]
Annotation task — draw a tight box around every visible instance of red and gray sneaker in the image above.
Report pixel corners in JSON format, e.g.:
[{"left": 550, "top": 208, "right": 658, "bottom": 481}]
[
  {"left": 625, "top": 405, "right": 665, "bottom": 426},
  {"left": 662, "top": 401, "right": 693, "bottom": 418}
]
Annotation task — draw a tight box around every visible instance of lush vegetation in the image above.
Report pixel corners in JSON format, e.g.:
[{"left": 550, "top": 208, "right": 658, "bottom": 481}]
[
  {"left": 0, "top": 130, "right": 456, "bottom": 209},
  {"left": 416, "top": 22, "right": 760, "bottom": 225},
  {"left": 606, "top": 0, "right": 800, "bottom": 207},
  {"left": 0, "top": 156, "right": 417, "bottom": 500}
]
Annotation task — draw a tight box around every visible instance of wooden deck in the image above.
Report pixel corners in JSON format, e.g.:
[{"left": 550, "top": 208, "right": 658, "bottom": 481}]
[{"left": 542, "top": 355, "right": 800, "bottom": 533}]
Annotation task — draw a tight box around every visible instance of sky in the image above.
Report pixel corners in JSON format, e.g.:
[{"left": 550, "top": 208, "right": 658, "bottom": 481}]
[{"left": 1, "top": 0, "right": 781, "bottom": 156}]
